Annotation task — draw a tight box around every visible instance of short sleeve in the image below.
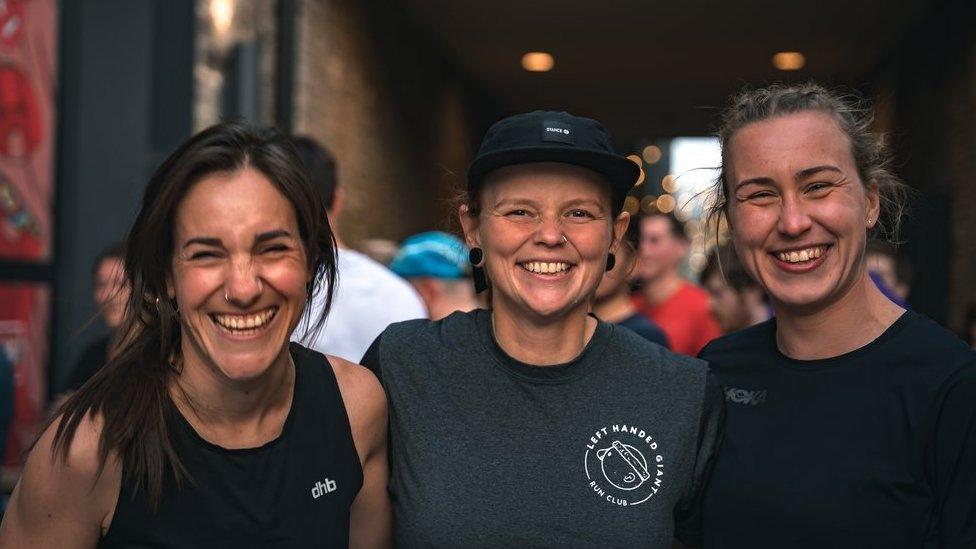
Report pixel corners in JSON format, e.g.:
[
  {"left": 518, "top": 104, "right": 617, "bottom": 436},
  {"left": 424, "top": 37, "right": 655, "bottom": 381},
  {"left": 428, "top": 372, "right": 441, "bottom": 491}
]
[
  {"left": 359, "top": 333, "right": 385, "bottom": 385},
  {"left": 931, "top": 364, "right": 976, "bottom": 547},
  {"left": 674, "top": 371, "right": 726, "bottom": 547}
]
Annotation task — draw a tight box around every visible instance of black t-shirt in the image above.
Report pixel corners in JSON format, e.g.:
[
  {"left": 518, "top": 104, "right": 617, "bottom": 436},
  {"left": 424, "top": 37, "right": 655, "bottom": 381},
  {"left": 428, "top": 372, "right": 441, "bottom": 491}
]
[
  {"left": 617, "top": 312, "right": 670, "bottom": 349},
  {"left": 700, "top": 311, "right": 976, "bottom": 548},
  {"left": 98, "top": 344, "right": 363, "bottom": 548}
]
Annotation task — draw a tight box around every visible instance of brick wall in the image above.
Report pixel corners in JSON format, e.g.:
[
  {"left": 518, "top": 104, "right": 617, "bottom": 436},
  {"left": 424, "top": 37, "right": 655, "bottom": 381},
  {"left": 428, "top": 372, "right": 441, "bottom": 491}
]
[
  {"left": 876, "top": 0, "right": 976, "bottom": 329},
  {"left": 293, "top": 0, "right": 499, "bottom": 246}
]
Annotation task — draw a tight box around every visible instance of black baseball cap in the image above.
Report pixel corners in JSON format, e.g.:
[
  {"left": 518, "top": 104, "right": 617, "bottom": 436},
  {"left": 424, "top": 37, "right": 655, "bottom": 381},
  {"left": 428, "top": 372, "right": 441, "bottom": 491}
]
[{"left": 467, "top": 110, "right": 639, "bottom": 213}]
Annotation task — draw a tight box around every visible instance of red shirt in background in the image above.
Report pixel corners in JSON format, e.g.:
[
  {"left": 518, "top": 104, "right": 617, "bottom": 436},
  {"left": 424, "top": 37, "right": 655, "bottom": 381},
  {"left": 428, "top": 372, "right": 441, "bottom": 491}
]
[{"left": 632, "top": 282, "right": 722, "bottom": 356}]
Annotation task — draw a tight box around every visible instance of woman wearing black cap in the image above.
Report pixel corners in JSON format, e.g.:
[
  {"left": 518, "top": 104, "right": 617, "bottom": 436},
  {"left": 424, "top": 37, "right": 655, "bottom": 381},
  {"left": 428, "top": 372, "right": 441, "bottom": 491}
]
[{"left": 362, "top": 111, "right": 723, "bottom": 547}]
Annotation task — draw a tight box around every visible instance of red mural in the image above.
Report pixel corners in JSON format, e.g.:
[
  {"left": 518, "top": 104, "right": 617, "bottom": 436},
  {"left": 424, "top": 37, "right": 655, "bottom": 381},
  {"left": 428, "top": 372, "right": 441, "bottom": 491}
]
[
  {"left": 0, "top": 0, "right": 54, "bottom": 262},
  {"left": 0, "top": 0, "right": 57, "bottom": 470}
]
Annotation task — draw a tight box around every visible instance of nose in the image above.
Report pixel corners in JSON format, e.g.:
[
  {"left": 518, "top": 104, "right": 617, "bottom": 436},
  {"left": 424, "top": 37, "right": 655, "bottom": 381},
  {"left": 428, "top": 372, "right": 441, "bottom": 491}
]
[
  {"left": 534, "top": 215, "right": 567, "bottom": 247},
  {"left": 223, "top": 256, "right": 263, "bottom": 307},
  {"left": 776, "top": 194, "right": 812, "bottom": 237}
]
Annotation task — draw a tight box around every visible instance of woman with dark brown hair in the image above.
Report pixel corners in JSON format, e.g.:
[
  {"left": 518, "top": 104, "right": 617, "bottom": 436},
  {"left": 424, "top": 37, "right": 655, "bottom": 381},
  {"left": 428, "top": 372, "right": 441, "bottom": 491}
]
[
  {"left": 0, "top": 122, "right": 391, "bottom": 548},
  {"left": 700, "top": 83, "right": 976, "bottom": 548}
]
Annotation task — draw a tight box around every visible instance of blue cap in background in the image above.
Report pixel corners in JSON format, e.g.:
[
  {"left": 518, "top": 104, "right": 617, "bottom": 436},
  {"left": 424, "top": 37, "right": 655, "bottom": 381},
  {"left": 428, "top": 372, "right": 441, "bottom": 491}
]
[{"left": 390, "top": 231, "right": 470, "bottom": 279}]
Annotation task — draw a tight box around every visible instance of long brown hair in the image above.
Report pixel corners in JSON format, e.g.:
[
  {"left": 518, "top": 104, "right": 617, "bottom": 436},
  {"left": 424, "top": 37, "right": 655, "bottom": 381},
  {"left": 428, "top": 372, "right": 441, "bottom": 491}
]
[{"left": 50, "top": 121, "right": 337, "bottom": 508}]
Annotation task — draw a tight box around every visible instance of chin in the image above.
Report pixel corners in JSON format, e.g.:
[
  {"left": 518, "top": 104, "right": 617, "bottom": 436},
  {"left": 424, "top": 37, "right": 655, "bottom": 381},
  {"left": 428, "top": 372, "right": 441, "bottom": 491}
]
[{"left": 215, "top": 356, "right": 278, "bottom": 381}]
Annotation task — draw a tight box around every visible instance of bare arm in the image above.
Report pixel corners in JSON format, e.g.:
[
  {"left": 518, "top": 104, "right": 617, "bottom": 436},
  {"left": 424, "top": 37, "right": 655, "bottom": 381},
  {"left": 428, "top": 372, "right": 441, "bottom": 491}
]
[
  {"left": 331, "top": 356, "right": 392, "bottom": 549},
  {"left": 0, "top": 414, "right": 121, "bottom": 548}
]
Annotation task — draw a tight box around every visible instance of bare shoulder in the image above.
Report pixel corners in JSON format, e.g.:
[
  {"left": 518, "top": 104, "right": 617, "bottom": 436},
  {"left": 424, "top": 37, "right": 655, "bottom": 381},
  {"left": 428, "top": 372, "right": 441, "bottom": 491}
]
[
  {"left": 329, "top": 356, "right": 386, "bottom": 412},
  {"left": 0, "top": 412, "right": 121, "bottom": 546},
  {"left": 32, "top": 411, "right": 119, "bottom": 492},
  {"left": 328, "top": 356, "right": 387, "bottom": 460}
]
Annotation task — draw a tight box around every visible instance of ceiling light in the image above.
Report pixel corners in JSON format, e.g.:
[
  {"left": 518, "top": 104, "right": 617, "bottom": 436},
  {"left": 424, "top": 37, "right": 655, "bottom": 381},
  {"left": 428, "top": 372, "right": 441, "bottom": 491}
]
[
  {"left": 661, "top": 174, "right": 677, "bottom": 193},
  {"left": 772, "top": 52, "right": 805, "bottom": 71},
  {"left": 622, "top": 196, "right": 640, "bottom": 216},
  {"left": 656, "top": 194, "right": 676, "bottom": 214},
  {"left": 642, "top": 145, "right": 662, "bottom": 165},
  {"left": 210, "top": 0, "right": 235, "bottom": 35},
  {"left": 640, "top": 195, "right": 658, "bottom": 214},
  {"left": 521, "top": 52, "right": 554, "bottom": 72}
]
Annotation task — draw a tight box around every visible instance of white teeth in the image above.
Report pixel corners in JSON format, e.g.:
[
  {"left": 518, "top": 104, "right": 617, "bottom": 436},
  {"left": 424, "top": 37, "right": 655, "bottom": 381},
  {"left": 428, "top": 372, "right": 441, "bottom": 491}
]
[
  {"left": 777, "top": 247, "right": 825, "bottom": 264},
  {"left": 522, "top": 261, "right": 570, "bottom": 274},
  {"left": 213, "top": 308, "right": 277, "bottom": 331}
]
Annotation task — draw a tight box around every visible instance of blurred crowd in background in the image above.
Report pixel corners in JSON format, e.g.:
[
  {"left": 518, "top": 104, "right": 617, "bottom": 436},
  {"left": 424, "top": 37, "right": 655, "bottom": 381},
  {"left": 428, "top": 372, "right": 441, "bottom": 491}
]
[{"left": 0, "top": 0, "right": 975, "bottom": 515}]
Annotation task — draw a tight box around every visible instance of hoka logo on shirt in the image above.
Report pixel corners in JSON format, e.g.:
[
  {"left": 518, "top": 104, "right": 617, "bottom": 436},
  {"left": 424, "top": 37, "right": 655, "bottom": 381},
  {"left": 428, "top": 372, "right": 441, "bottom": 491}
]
[
  {"left": 725, "top": 387, "right": 767, "bottom": 406},
  {"left": 311, "top": 478, "right": 337, "bottom": 499}
]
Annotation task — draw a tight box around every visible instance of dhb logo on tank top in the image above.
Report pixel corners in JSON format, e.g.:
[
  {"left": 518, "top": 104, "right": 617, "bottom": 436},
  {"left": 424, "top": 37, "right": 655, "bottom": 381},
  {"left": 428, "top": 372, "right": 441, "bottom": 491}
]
[
  {"left": 582, "top": 423, "right": 665, "bottom": 507},
  {"left": 311, "top": 477, "right": 338, "bottom": 499}
]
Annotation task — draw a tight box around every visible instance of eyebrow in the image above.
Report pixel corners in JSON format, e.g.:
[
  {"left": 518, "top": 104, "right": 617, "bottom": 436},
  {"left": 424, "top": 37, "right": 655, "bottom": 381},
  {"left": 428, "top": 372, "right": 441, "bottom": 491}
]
[
  {"left": 492, "top": 197, "right": 539, "bottom": 209},
  {"left": 181, "top": 229, "right": 294, "bottom": 249},
  {"left": 254, "top": 229, "right": 294, "bottom": 244},
  {"left": 796, "top": 165, "right": 842, "bottom": 179},
  {"left": 735, "top": 165, "right": 844, "bottom": 190}
]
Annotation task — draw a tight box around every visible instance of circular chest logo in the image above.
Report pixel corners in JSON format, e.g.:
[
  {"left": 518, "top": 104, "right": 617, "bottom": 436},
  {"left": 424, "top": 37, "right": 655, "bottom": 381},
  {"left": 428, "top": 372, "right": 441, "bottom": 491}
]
[{"left": 583, "top": 424, "right": 664, "bottom": 507}]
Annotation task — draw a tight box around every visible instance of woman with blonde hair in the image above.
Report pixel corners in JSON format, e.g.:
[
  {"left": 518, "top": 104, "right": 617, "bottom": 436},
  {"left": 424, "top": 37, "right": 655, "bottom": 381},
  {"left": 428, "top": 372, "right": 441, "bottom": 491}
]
[{"left": 700, "top": 83, "right": 976, "bottom": 548}]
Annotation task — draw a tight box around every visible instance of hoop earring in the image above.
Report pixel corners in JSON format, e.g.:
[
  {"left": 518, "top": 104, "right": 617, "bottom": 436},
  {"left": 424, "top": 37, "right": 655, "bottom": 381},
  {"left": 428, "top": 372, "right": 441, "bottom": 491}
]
[
  {"left": 606, "top": 252, "right": 616, "bottom": 271},
  {"left": 469, "top": 247, "right": 485, "bottom": 267}
]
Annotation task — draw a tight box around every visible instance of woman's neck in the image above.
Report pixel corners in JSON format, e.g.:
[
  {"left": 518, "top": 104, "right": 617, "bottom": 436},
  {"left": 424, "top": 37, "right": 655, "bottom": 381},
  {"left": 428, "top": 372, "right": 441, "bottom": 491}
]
[
  {"left": 593, "top": 290, "right": 636, "bottom": 324},
  {"left": 491, "top": 301, "right": 597, "bottom": 366},
  {"left": 773, "top": 272, "right": 905, "bottom": 360},
  {"left": 171, "top": 345, "right": 295, "bottom": 448}
]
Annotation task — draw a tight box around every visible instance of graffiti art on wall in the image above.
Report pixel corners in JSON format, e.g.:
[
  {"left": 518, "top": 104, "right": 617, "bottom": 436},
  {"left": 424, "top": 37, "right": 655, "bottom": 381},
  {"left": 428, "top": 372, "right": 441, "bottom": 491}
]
[
  {"left": 0, "top": 0, "right": 55, "bottom": 263},
  {"left": 0, "top": 0, "right": 58, "bottom": 470}
]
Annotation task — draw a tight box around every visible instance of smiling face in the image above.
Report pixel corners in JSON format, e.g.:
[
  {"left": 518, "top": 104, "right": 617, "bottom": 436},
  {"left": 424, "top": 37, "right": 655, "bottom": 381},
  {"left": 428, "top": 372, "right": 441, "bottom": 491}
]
[
  {"left": 724, "top": 111, "right": 880, "bottom": 312},
  {"left": 460, "top": 162, "right": 628, "bottom": 322},
  {"left": 169, "top": 167, "right": 310, "bottom": 383}
]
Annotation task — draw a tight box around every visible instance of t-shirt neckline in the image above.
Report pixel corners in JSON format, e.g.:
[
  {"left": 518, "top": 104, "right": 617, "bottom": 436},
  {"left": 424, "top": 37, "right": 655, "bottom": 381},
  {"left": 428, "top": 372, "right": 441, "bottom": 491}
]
[
  {"left": 475, "top": 308, "right": 612, "bottom": 383},
  {"left": 768, "top": 309, "right": 913, "bottom": 370}
]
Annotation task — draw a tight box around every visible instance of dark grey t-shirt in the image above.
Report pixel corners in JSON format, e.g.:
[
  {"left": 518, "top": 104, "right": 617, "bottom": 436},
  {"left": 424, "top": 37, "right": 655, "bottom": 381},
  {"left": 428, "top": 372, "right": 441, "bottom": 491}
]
[{"left": 362, "top": 309, "right": 724, "bottom": 548}]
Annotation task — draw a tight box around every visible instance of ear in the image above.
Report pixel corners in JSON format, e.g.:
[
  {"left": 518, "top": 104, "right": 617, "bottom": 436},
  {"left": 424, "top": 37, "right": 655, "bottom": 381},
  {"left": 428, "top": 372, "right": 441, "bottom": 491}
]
[
  {"left": 610, "top": 211, "right": 630, "bottom": 252},
  {"left": 865, "top": 178, "right": 881, "bottom": 229},
  {"left": 165, "top": 274, "right": 176, "bottom": 300},
  {"left": 458, "top": 204, "right": 481, "bottom": 249},
  {"left": 330, "top": 187, "right": 346, "bottom": 219}
]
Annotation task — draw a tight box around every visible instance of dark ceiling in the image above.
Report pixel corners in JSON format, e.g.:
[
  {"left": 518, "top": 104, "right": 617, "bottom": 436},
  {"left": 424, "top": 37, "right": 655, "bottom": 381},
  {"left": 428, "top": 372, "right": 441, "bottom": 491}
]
[{"left": 400, "top": 0, "right": 933, "bottom": 143}]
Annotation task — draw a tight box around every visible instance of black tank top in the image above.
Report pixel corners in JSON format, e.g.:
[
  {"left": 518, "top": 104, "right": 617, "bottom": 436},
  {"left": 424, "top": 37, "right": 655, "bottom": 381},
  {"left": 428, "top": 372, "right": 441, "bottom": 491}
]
[{"left": 99, "top": 344, "right": 363, "bottom": 548}]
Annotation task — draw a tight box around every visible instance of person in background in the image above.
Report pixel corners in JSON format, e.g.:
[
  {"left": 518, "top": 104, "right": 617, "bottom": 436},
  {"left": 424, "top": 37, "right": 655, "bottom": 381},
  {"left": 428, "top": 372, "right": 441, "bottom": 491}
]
[
  {"left": 357, "top": 239, "right": 401, "bottom": 266},
  {"left": 865, "top": 240, "right": 912, "bottom": 308},
  {"left": 388, "top": 231, "right": 480, "bottom": 321},
  {"left": 700, "top": 244, "right": 769, "bottom": 334},
  {"left": 62, "top": 242, "right": 130, "bottom": 393},
  {"left": 700, "top": 83, "right": 976, "bottom": 548},
  {"left": 632, "top": 212, "right": 721, "bottom": 355},
  {"left": 291, "top": 136, "right": 426, "bottom": 362},
  {"left": 593, "top": 219, "right": 669, "bottom": 347}
]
